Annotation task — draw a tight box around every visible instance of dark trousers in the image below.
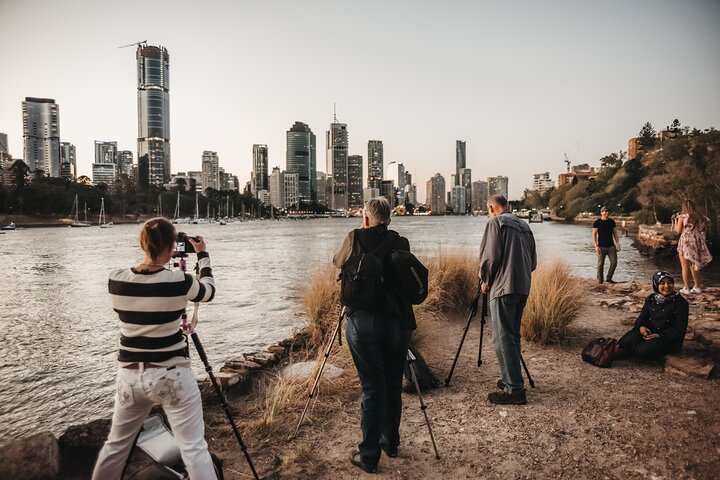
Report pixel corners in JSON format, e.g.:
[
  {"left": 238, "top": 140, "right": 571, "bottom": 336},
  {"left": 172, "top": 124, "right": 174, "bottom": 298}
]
[
  {"left": 596, "top": 246, "right": 617, "bottom": 282},
  {"left": 345, "top": 311, "right": 411, "bottom": 468},
  {"left": 618, "top": 330, "right": 680, "bottom": 358}
]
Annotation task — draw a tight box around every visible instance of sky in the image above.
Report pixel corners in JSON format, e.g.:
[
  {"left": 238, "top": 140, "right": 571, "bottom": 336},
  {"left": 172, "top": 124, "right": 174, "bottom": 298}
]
[{"left": 1, "top": 0, "right": 719, "bottom": 200}]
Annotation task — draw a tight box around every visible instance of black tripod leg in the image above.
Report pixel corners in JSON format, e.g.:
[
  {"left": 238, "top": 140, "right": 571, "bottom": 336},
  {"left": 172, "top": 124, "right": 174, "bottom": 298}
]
[
  {"left": 291, "top": 308, "right": 345, "bottom": 439},
  {"left": 478, "top": 293, "right": 488, "bottom": 366},
  {"left": 191, "top": 332, "right": 260, "bottom": 480},
  {"left": 444, "top": 294, "right": 479, "bottom": 387},
  {"left": 520, "top": 354, "right": 535, "bottom": 388},
  {"left": 408, "top": 359, "right": 440, "bottom": 460}
]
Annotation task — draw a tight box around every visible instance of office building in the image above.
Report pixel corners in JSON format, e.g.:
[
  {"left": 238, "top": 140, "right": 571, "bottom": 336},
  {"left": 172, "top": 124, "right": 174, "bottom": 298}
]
[
  {"left": 452, "top": 184, "right": 467, "bottom": 214},
  {"left": 201, "top": 151, "right": 219, "bottom": 191},
  {"left": 379, "top": 180, "right": 395, "bottom": 209},
  {"left": 426, "top": 173, "right": 446, "bottom": 215},
  {"left": 252, "top": 144, "right": 269, "bottom": 196},
  {"left": 117, "top": 150, "right": 134, "bottom": 178},
  {"left": 186, "top": 170, "right": 203, "bottom": 192},
  {"left": 456, "top": 140, "right": 466, "bottom": 186},
  {"left": 94, "top": 140, "right": 117, "bottom": 165},
  {"left": 59, "top": 142, "right": 76, "bottom": 180},
  {"left": 286, "top": 121, "right": 317, "bottom": 205},
  {"left": 92, "top": 162, "right": 117, "bottom": 186},
  {"left": 367, "top": 140, "right": 383, "bottom": 189},
  {"left": 460, "top": 167, "right": 472, "bottom": 212},
  {"left": 284, "top": 173, "right": 299, "bottom": 209},
  {"left": 326, "top": 115, "right": 348, "bottom": 210},
  {"left": 269, "top": 167, "right": 284, "bottom": 209},
  {"left": 316, "top": 171, "right": 327, "bottom": 207},
  {"left": 22, "top": 97, "right": 60, "bottom": 177},
  {"left": 137, "top": 43, "right": 171, "bottom": 185},
  {"left": 347, "top": 155, "right": 363, "bottom": 209},
  {"left": 488, "top": 176, "right": 509, "bottom": 198}
]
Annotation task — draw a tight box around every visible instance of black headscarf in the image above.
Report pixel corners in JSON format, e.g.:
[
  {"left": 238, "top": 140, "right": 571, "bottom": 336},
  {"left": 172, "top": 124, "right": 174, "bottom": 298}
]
[{"left": 652, "top": 271, "right": 675, "bottom": 303}]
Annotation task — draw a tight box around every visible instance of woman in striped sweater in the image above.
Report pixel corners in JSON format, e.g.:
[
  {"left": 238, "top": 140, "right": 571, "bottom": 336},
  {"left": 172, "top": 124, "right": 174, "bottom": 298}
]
[{"left": 93, "top": 218, "right": 217, "bottom": 480}]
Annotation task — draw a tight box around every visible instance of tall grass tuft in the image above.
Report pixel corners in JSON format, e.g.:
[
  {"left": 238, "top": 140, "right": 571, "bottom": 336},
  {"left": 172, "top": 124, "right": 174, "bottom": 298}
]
[{"left": 521, "top": 260, "right": 584, "bottom": 345}]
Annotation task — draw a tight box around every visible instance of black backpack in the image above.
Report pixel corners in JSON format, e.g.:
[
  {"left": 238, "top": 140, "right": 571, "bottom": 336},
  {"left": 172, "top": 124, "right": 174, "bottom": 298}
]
[
  {"left": 403, "top": 345, "right": 440, "bottom": 393},
  {"left": 339, "top": 231, "right": 398, "bottom": 310},
  {"left": 390, "top": 250, "right": 429, "bottom": 304}
]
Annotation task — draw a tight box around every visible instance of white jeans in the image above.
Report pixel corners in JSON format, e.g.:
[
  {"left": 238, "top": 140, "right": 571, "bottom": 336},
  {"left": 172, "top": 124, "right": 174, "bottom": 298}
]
[{"left": 92, "top": 365, "right": 216, "bottom": 480}]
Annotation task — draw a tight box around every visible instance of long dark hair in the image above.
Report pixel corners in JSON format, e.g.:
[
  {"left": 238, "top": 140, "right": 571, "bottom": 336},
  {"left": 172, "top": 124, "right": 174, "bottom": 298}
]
[
  {"left": 140, "top": 217, "right": 176, "bottom": 261},
  {"left": 682, "top": 200, "right": 707, "bottom": 231}
]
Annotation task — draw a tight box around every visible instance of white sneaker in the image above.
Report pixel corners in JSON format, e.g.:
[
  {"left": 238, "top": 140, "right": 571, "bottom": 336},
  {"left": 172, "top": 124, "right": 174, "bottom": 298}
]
[
  {"left": 679, "top": 288, "right": 691, "bottom": 295},
  {"left": 690, "top": 287, "right": 702, "bottom": 294}
]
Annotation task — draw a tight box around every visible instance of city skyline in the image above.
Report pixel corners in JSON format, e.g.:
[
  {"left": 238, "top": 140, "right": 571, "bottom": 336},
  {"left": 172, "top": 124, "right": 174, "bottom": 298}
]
[{"left": 1, "top": 1, "right": 719, "bottom": 200}]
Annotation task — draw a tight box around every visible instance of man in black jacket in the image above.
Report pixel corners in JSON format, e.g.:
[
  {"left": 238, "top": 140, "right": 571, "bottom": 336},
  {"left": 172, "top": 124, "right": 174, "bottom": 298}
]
[{"left": 333, "top": 197, "right": 414, "bottom": 474}]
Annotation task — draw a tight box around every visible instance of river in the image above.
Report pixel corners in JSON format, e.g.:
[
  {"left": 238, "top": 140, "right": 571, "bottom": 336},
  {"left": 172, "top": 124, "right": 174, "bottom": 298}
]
[{"left": 0, "top": 216, "right": 715, "bottom": 440}]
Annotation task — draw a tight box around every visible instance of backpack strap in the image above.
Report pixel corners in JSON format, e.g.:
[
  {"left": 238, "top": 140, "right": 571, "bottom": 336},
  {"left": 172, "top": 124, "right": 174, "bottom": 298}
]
[{"left": 370, "top": 230, "right": 400, "bottom": 261}]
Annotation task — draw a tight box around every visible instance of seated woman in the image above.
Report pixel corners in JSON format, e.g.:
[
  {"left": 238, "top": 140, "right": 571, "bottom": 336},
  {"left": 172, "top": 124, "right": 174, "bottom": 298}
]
[{"left": 616, "top": 271, "right": 689, "bottom": 359}]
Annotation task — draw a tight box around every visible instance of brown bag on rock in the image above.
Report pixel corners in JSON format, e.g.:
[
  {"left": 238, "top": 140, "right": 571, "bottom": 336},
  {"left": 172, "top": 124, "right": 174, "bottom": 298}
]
[{"left": 581, "top": 337, "right": 618, "bottom": 368}]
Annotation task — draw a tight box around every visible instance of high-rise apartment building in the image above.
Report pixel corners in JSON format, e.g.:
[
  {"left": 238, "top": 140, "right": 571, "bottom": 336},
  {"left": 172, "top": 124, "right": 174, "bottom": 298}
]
[
  {"left": 137, "top": 43, "right": 171, "bottom": 186},
  {"left": 456, "top": 140, "right": 466, "bottom": 186},
  {"left": 0, "top": 133, "right": 9, "bottom": 159},
  {"left": 92, "top": 163, "right": 117, "bottom": 186},
  {"left": 286, "top": 122, "right": 317, "bottom": 205},
  {"left": 452, "top": 184, "right": 467, "bottom": 214},
  {"left": 269, "top": 167, "right": 284, "bottom": 209},
  {"left": 460, "top": 167, "right": 472, "bottom": 212},
  {"left": 471, "top": 180, "right": 489, "bottom": 212},
  {"left": 251, "top": 144, "right": 269, "bottom": 197},
  {"left": 487, "top": 176, "right": 509, "bottom": 198},
  {"left": 22, "top": 97, "right": 60, "bottom": 177},
  {"left": 59, "top": 142, "right": 76, "bottom": 180},
  {"left": 380, "top": 180, "right": 396, "bottom": 210},
  {"left": 316, "top": 171, "right": 327, "bottom": 207},
  {"left": 201, "top": 151, "right": 220, "bottom": 191},
  {"left": 326, "top": 115, "right": 348, "bottom": 210},
  {"left": 367, "top": 140, "right": 383, "bottom": 189},
  {"left": 426, "top": 173, "right": 446, "bottom": 215},
  {"left": 284, "top": 173, "right": 299, "bottom": 209},
  {"left": 532, "top": 172, "right": 555, "bottom": 192},
  {"left": 347, "top": 155, "right": 363, "bottom": 209}
]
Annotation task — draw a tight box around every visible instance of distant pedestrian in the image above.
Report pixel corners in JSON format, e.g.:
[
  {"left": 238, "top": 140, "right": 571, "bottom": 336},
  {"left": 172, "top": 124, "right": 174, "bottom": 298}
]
[
  {"left": 592, "top": 207, "right": 621, "bottom": 284},
  {"left": 674, "top": 199, "right": 713, "bottom": 294},
  {"left": 479, "top": 195, "right": 537, "bottom": 405},
  {"left": 333, "top": 197, "right": 415, "bottom": 473}
]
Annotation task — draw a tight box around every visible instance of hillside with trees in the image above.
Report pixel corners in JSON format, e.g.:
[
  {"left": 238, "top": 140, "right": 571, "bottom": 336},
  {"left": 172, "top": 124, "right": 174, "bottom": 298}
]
[{"left": 527, "top": 123, "right": 720, "bottom": 250}]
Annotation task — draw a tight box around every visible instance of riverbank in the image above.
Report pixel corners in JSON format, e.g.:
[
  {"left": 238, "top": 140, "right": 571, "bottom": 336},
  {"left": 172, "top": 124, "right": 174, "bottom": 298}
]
[
  {"left": 0, "top": 213, "right": 142, "bottom": 227},
  {"left": 4, "top": 276, "right": 717, "bottom": 479}
]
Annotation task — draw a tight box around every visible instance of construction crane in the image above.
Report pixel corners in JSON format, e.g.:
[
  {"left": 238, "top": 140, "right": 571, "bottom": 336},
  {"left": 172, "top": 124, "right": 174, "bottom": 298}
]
[
  {"left": 563, "top": 153, "right": 571, "bottom": 173},
  {"left": 118, "top": 40, "right": 147, "bottom": 49}
]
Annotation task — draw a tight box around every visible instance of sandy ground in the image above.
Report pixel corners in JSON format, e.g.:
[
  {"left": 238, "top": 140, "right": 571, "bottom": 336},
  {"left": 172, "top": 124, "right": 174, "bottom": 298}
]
[{"left": 207, "top": 283, "right": 719, "bottom": 480}]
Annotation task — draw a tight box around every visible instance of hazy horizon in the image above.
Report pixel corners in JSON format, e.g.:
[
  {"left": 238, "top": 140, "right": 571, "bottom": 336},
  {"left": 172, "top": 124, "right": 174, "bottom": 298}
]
[{"left": 1, "top": 0, "right": 719, "bottom": 200}]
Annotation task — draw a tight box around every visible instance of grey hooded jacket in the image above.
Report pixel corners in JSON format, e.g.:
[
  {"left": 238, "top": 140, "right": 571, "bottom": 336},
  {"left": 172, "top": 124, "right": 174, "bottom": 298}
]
[{"left": 479, "top": 212, "right": 537, "bottom": 300}]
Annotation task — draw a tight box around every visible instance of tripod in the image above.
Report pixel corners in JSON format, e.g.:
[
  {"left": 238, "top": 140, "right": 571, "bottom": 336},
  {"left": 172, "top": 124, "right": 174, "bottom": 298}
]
[
  {"left": 175, "top": 253, "right": 260, "bottom": 480},
  {"left": 291, "top": 306, "right": 346, "bottom": 439},
  {"left": 406, "top": 349, "right": 440, "bottom": 459},
  {"left": 445, "top": 291, "right": 535, "bottom": 389}
]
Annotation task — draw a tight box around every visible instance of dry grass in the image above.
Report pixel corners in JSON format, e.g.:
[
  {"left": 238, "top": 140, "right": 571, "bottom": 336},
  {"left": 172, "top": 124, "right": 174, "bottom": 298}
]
[{"left": 521, "top": 260, "right": 584, "bottom": 345}]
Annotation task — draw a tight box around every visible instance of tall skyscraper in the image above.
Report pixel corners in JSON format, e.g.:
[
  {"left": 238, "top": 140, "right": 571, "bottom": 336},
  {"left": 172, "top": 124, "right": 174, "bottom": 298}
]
[
  {"left": 286, "top": 121, "right": 317, "bottom": 205},
  {"left": 326, "top": 114, "right": 348, "bottom": 210},
  {"left": 117, "top": 151, "right": 134, "bottom": 178},
  {"left": 269, "top": 167, "right": 284, "bottom": 209},
  {"left": 60, "top": 142, "right": 76, "bottom": 180},
  {"left": 137, "top": 43, "right": 170, "bottom": 186},
  {"left": 367, "top": 140, "right": 383, "bottom": 189},
  {"left": 252, "top": 144, "right": 269, "bottom": 196},
  {"left": 316, "top": 171, "right": 327, "bottom": 207},
  {"left": 471, "top": 180, "right": 489, "bottom": 211},
  {"left": 201, "top": 151, "right": 220, "bottom": 191},
  {"left": 22, "top": 97, "right": 60, "bottom": 177},
  {"left": 456, "top": 140, "right": 466, "bottom": 186},
  {"left": 347, "top": 155, "right": 363, "bottom": 209}
]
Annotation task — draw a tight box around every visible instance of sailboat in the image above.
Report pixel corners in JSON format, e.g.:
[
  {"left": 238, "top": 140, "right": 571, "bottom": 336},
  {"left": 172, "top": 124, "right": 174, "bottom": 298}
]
[
  {"left": 99, "top": 198, "right": 113, "bottom": 228},
  {"left": 173, "top": 191, "right": 189, "bottom": 224},
  {"left": 71, "top": 194, "right": 91, "bottom": 227},
  {"left": 192, "top": 193, "right": 207, "bottom": 224}
]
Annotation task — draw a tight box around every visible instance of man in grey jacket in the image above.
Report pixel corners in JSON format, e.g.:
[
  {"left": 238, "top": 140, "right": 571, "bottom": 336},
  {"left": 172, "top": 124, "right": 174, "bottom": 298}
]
[{"left": 479, "top": 195, "right": 537, "bottom": 405}]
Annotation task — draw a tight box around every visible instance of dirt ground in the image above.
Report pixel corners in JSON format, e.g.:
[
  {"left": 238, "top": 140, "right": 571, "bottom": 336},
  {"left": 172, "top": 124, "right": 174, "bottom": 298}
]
[{"left": 209, "top": 283, "right": 720, "bottom": 480}]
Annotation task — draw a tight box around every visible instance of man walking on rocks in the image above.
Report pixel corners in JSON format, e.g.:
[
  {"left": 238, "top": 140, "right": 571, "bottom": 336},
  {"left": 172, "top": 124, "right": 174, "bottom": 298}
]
[
  {"left": 479, "top": 195, "right": 537, "bottom": 405},
  {"left": 593, "top": 206, "right": 621, "bottom": 284}
]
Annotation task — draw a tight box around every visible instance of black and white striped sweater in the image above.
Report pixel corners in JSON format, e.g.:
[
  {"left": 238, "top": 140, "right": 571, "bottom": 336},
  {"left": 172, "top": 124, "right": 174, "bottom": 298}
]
[{"left": 108, "top": 251, "right": 215, "bottom": 365}]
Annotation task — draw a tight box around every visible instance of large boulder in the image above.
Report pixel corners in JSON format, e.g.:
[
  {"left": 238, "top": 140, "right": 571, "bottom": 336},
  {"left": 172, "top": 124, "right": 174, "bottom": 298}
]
[
  {"left": 0, "top": 432, "right": 60, "bottom": 480},
  {"left": 58, "top": 418, "right": 111, "bottom": 478}
]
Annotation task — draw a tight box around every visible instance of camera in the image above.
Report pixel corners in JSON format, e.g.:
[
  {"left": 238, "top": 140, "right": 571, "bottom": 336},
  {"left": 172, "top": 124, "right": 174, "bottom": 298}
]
[{"left": 175, "top": 232, "right": 199, "bottom": 254}]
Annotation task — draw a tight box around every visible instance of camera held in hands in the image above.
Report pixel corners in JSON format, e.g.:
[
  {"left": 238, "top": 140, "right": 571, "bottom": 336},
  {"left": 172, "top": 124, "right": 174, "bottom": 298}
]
[{"left": 175, "top": 232, "right": 200, "bottom": 255}]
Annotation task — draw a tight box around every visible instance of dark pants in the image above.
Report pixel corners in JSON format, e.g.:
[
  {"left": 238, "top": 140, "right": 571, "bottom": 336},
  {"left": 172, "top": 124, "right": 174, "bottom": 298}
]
[
  {"left": 489, "top": 294, "right": 528, "bottom": 393},
  {"left": 345, "top": 311, "right": 411, "bottom": 468},
  {"left": 618, "top": 330, "right": 680, "bottom": 358},
  {"left": 596, "top": 246, "right": 617, "bottom": 282}
]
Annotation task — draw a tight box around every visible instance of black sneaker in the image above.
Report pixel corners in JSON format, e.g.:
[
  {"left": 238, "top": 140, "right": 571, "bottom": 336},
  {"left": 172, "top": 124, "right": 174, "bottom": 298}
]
[
  {"left": 488, "top": 389, "right": 527, "bottom": 405},
  {"left": 381, "top": 445, "right": 398, "bottom": 458},
  {"left": 606, "top": 279, "right": 617, "bottom": 284},
  {"left": 496, "top": 379, "right": 505, "bottom": 390}
]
